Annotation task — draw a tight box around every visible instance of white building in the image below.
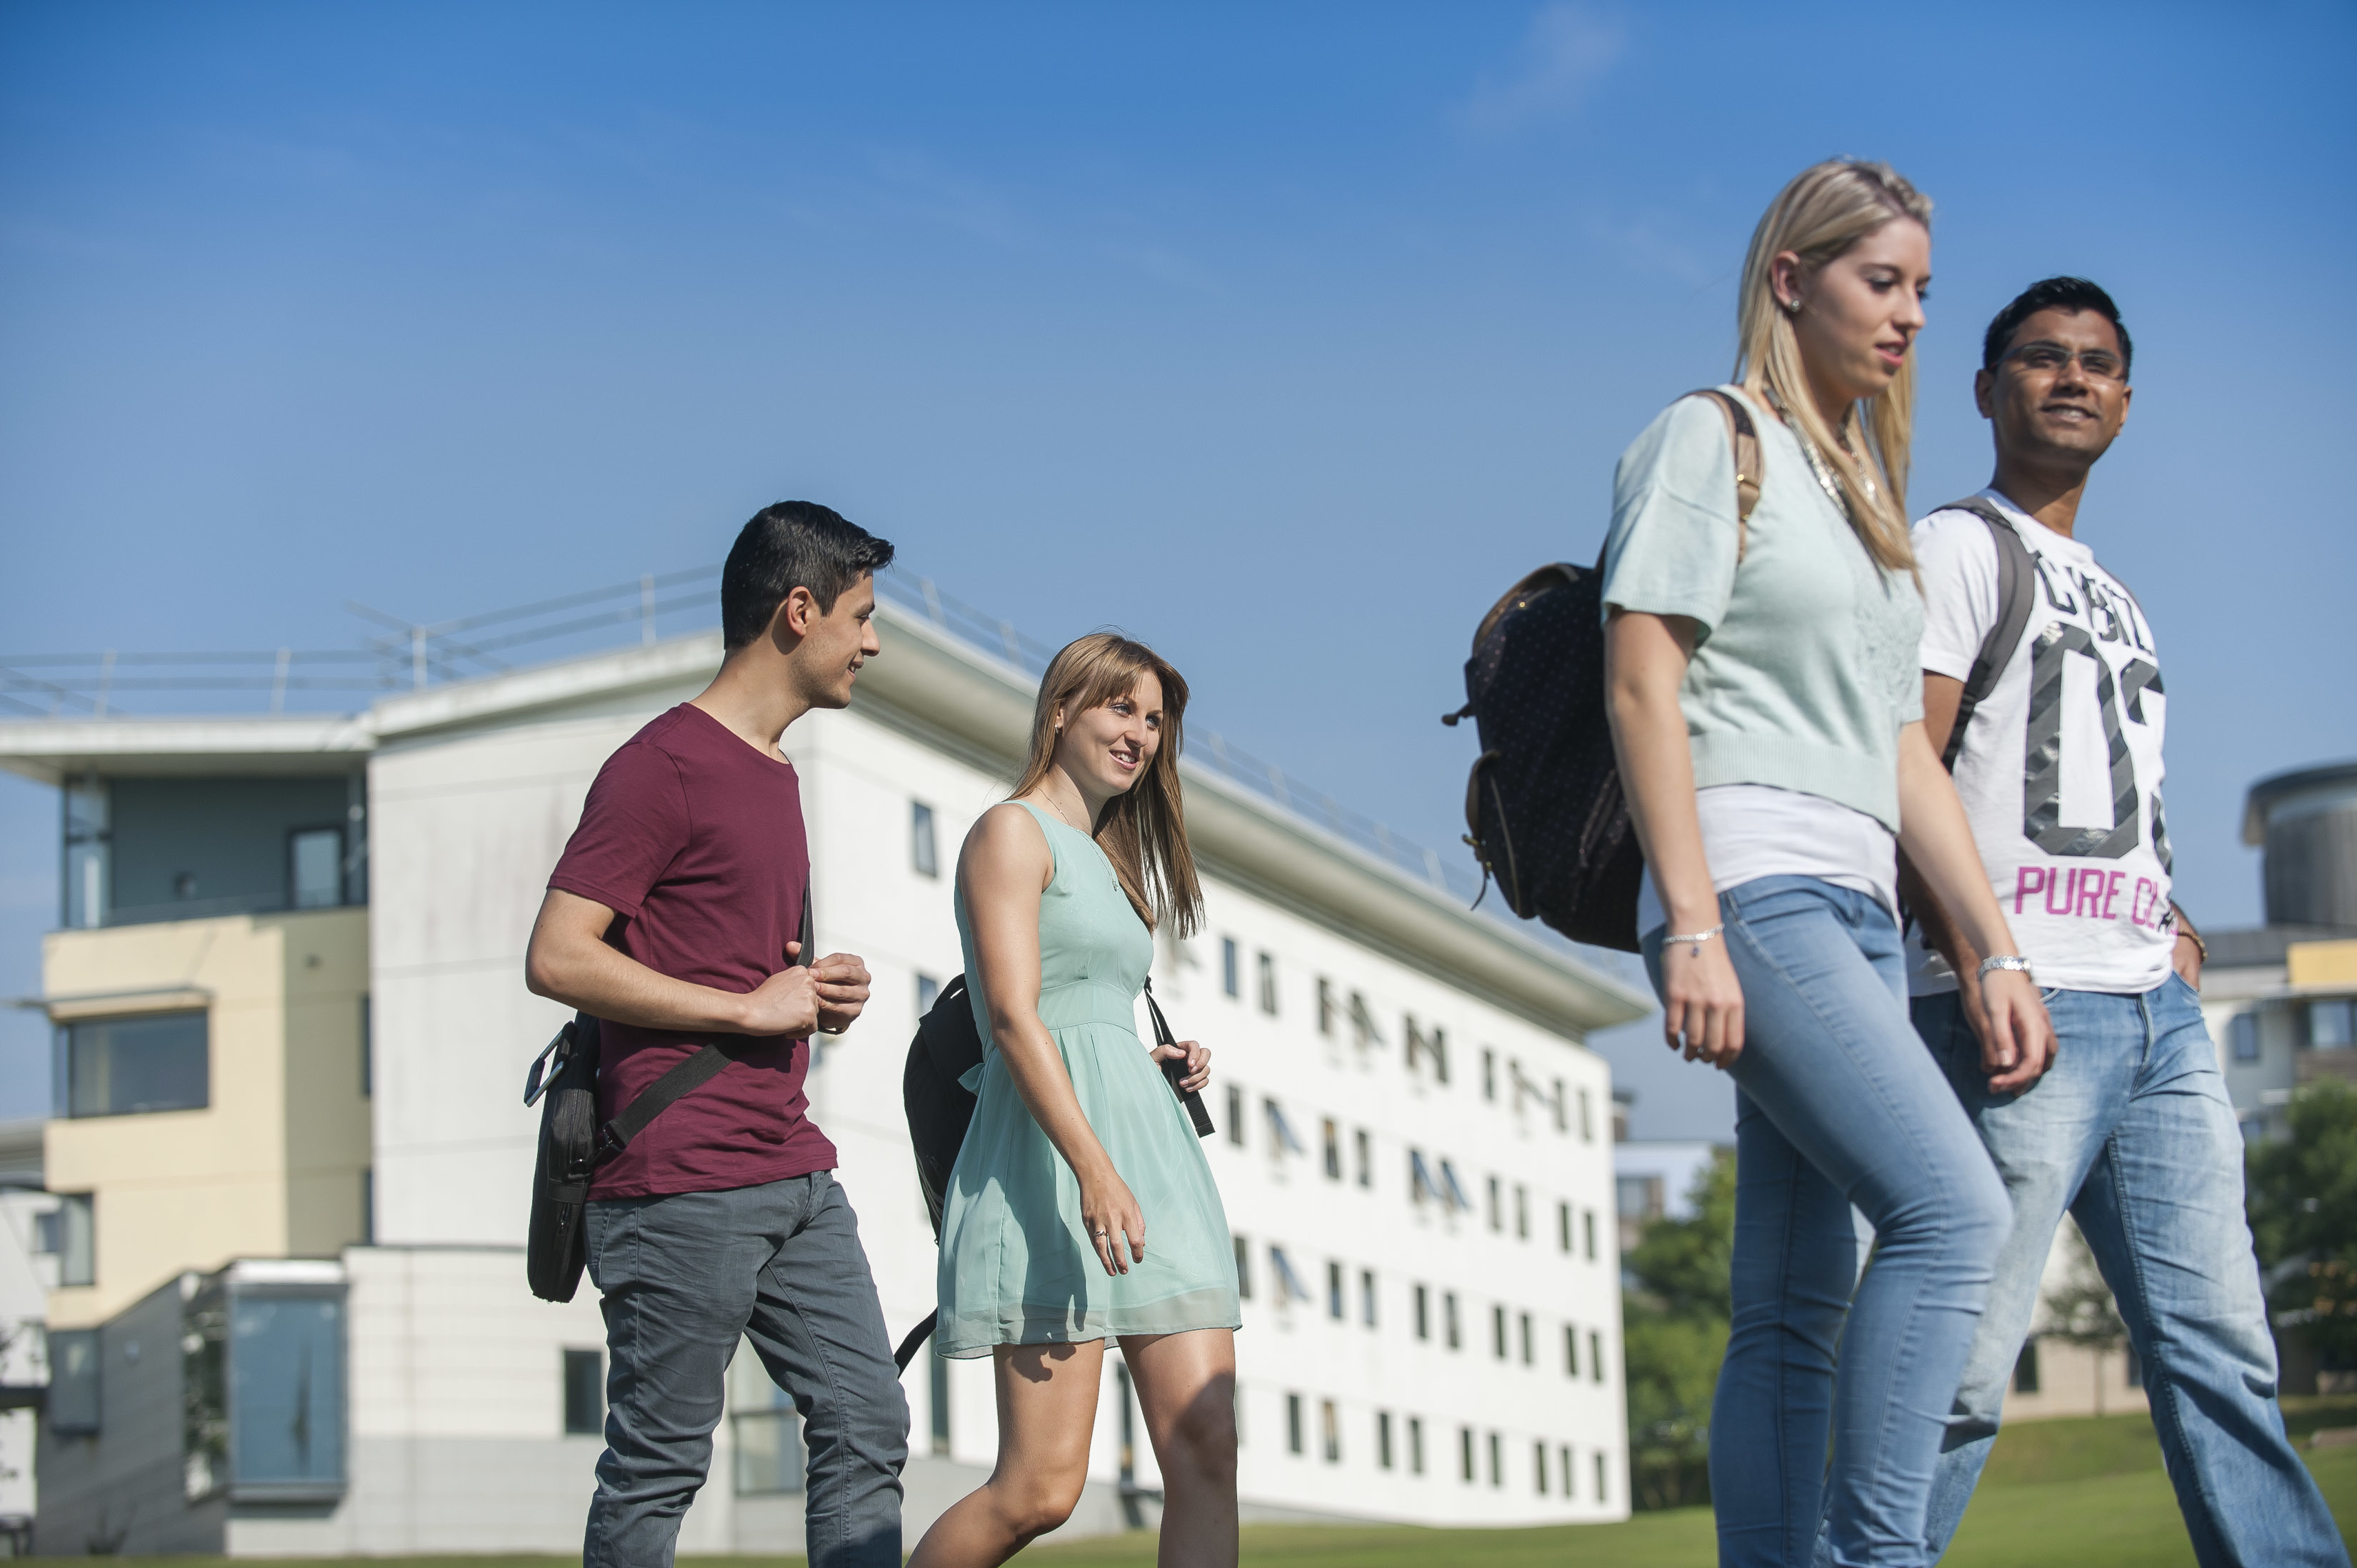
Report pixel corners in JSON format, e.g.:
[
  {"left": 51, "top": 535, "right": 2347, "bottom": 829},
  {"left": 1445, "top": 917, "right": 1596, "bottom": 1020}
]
[
  {"left": 1, "top": 573, "right": 1648, "bottom": 1554},
  {"left": 0, "top": 1120, "right": 54, "bottom": 1551}
]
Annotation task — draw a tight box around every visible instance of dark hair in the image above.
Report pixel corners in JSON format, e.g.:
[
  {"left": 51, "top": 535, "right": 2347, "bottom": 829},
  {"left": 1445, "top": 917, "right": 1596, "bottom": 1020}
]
[
  {"left": 720, "top": 502, "right": 896, "bottom": 650},
  {"left": 1982, "top": 276, "right": 2133, "bottom": 378}
]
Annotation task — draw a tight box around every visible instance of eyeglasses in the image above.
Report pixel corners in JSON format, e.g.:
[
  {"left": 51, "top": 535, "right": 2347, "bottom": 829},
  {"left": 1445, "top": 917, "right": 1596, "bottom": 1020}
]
[{"left": 2001, "top": 341, "right": 2128, "bottom": 382}]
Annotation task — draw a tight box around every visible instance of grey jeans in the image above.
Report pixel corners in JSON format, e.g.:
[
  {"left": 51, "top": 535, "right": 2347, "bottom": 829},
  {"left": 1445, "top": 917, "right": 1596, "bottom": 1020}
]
[{"left": 583, "top": 1172, "right": 908, "bottom": 1568}]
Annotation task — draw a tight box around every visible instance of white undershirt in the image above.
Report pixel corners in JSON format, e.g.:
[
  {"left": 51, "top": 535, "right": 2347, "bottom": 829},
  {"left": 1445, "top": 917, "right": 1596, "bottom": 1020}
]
[{"left": 1637, "top": 784, "right": 1899, "bottom": 938}]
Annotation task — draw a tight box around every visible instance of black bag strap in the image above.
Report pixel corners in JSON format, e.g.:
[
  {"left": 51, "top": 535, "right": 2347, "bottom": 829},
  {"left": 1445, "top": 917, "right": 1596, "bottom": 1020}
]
[
  {"left": 1141, "top": 977, "right": 1215, "bottom": 1138},
  {"left": 596, "top": 879, "right": 816, "bottom": 1160},
  {"left": 1936, "top": 496, "right": 2038, "bottom": 771}
]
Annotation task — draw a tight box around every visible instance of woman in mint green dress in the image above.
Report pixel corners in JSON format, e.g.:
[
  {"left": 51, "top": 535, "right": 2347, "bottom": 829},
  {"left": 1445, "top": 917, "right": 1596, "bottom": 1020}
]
[{"left": 911, "top": 633, "right": 1240, "bottom": 1568}]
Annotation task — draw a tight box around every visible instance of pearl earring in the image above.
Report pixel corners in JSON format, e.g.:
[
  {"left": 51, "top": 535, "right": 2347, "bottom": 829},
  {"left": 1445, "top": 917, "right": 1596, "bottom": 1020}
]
[{"left": 1783, "top": 296, "right": 1801, "bottom": 316}]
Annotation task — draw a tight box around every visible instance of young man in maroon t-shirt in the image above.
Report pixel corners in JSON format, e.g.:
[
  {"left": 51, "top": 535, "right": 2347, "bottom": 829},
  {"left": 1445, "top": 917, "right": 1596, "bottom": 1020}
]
[{"left": 526, "top": 502, "right": 906, "bottom": 1568}]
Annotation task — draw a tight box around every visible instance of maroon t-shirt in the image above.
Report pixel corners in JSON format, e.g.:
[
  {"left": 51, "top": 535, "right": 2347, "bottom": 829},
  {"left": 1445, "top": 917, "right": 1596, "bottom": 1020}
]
[{"left": 549, "top": 703, "right": 837, "bottom": 1199}]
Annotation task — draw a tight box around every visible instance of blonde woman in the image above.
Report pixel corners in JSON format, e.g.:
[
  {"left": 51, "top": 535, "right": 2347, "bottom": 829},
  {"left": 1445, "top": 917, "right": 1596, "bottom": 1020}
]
[
  {"left": 911, "top": 634, "right": 1239, "bottom": 1568},
  {"left": 1601, "top": 161, "right": 2056, "bottom": 1567}
]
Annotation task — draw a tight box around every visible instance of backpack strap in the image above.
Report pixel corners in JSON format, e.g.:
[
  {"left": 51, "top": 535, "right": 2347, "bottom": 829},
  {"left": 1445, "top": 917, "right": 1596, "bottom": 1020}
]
[
  {"left": 596, "top": 879, "right": 816, "bottom": 1160},
  {"left": 1934, "top": 496, "right": 2038, "bottom": 771},
  {"left": 1686, "top": 388, "right": 1763, "bottom": 561}
]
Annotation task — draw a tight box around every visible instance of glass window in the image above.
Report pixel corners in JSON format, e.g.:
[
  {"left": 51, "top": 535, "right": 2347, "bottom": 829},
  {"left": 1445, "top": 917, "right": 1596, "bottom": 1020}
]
[
  {"left": 1533, "top": 1439, "right": 1548, "bottom": 1494},
  {"left": 1458, "top": 1426, "right": 1475, "bottom": 1483},
  {"left": 2311, "top": 998, "right": 2356, "bottom": 1050},
  {"left": 49, "top": 1328, "right": 99, "bottom": 1433},
  {"left": 359, "top": 995, "right": 372, "bottom": 1097},
  {"left": 1321, "top": 1399, "right": 1340, "bottom": 1462},
  {"left": 1578, "top": 1087, "right": 1593, "bottom": 1141},
  {"left": 290, "top": 827, "right": 343, "bottom": 908},
  {"left": 1360, "top": 1269, "right": 1376, "bottom": 1327},
  {"left": 1589, "top": 1330, "right": 1605, "bottom": 1383},
  {"left": 54, "top": 1193, "right": 94, "bottom": 1287},
  {"left": 1584, "top": 1210, "right": 1598, "bottom": 1260},
  {"left": 1486, "top": 1177, "right": 1502, "bottom": 1231},
  {"left": 1558, "top": 1201, "right": 1573, "bottom": 1252},
  {"left": 1321, "top": 1118, "right": 1341, "bottom": 1180},
  {"left": 1233, "top": 1234, "right": 1251, "bottom": 1300},
  {"left": 734, "top": 1408, "right": 806, "bottom": 1494},
  {"left": 1353, "top": 1128, "right": 1371, "bottom": 1188},
  {"left": 1316, "top": 978, "right": 1336, "bottom": 1035},
  {"left": 1516, "top": 1185, "right": 1529, "bottom": 1240},
  {"left": 916, "top": 973, "right": 941, "bottom": 1016},
  {"left": 1519, "top": 1312, "right": 1534, "bottom": 1365},
  {"left": 1408, "top": 1415, "right": 1424, "bottom": 1475},
  {"left": 1560, "top": 1443, "right": 1574, "bottom": 1497},
  {"left": 1326, "top": 1260, "right": 1344, "bottom": 1319},
  {"left": 231, "top": 1292, "right": 346, "bottom": 1493},
  {"left": 1376, "top": 1409, "right": 1393, "bottom": 1469},
  {"left": 1286, "top": 1392, "right": 1303, "bottom": 1454},
  {"left": 1226, "top": 1085, "right": 1245, "bottom": 1146},
  {"left": 1487, "top": 1429, "right": 1503, "bottom": 1487},
  {"left": 1257, "top": 951, "right": 1278, "bottom": 1015},
  {"left": 1221, "top": 938, "right": 1239, "bottom": 997},
  {"left": 58, "top": 1011, "right": 209, "bottom": 1117},
  {"left": 1594, "top": 1451, "right": 1607, "bottom": 1502},
  {"left": 1444, "top": 1291, "right": 1461, "bottom": 1350},
  {"left": 911, "top": 802, "right": 939, "bottom": 878},
  {"left": 1482, "top": 1048, "right": 1496, "bottom": 1101},
  {"left": 1491, "top": 1305, "right": 1507, "bottom": 1360},
  {"left": 1413, "top": 1283, "right": 1429, "bottom": 1340},
  {"left": 2230, "top": 1012, "right": 2261, "bottom": 1062},
  {"left": 563, "top": 1348, "right": 604, "bottom": 1434},
  {"left": 2013, "top": 1340, "right": 2041, "bottom": 1394},
  {"left": 1564, "top": 1324, "right": 1578, "bottom": 1378},
  {"left": 64, "top": 777, "right": 109, "bottom": 930}
]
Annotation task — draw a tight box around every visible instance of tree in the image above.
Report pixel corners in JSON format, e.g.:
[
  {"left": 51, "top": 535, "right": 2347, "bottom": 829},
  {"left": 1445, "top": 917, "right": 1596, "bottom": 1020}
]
[
  {"left": 2041, "top": 1220, "right": 2129, "bottom": 1417},
  {"left": 2248, "top": 1080, "right": 2357, "bottom": 1370},
  {"left": 1621, "top": 1149, "right": 1734, "bottom": 1509}
]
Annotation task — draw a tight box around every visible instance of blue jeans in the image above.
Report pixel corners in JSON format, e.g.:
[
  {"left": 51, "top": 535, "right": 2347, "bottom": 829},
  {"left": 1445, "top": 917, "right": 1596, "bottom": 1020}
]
[
  {"left": 584, "top": 1172, "right": 908, "bottom": 1568},
  {"left": 1911, "top": 978, "right": 2348, "bottom": 1567},
  {"left": 1646, "top": 876, "right": 2010, "bottom": 1568}
]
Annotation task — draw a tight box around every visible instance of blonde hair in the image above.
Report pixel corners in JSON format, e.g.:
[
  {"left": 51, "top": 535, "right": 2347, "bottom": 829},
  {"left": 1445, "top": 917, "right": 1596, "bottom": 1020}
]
[
  {"left": 1014, "top": 633, "right": 1203, "bottom": 937},
  {"left": 1735, "top": 159, "right": 1932, "bottom": 574}
]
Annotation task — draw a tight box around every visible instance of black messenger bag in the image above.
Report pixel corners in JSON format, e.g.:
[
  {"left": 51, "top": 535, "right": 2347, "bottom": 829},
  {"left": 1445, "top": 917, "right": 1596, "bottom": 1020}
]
[{"left": 523, "top": 885, "right": 814, "bottom": 1304}]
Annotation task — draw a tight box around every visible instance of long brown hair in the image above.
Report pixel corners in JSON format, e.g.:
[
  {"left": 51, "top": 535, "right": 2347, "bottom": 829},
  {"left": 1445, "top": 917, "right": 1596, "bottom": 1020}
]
[
  {"left": 1014, "top": 633, "right": 1203, "bottom": 936},
  {"left": 1735, "top": 158, "right": 1932, "bottom": 575}
]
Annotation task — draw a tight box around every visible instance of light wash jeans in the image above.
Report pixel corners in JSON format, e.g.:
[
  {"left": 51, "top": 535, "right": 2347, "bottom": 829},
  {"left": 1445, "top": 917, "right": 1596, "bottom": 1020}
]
[
  {"left": 1646, "top": 875, "right": 2010, "bottom": 1568},
  {"left": 1908, "top": 978, "right": 2348, "bottom": 1567},
  {"left": 584, "top": 1171, "right": 908, "bottom": 1568}
]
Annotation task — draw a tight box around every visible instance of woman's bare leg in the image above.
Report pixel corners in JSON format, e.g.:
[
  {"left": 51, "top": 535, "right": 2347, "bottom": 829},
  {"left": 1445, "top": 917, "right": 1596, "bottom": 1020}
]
[
  {"left": 906, "top": 1340, "right": 1106, "bottom": 1568},
  {"left": 1121, "top": 1330, "right": 1238, "bottom": 1568}
]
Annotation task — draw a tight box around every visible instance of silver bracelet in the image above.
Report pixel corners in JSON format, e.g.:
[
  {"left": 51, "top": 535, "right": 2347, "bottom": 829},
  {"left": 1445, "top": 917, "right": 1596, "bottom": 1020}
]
[
  {"left": 1976, "top": 954, "right": 2034, "bottom": 983},
  {"left": 1663, "top": 923, "right": 1724, "bottom": 958}
]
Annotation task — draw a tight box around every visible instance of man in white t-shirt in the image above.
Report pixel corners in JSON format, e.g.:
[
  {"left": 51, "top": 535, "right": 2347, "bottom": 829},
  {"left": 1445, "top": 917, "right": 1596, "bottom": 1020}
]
[{"left": 1901, "top": 280, "right": 2343, "bottom": 1566}]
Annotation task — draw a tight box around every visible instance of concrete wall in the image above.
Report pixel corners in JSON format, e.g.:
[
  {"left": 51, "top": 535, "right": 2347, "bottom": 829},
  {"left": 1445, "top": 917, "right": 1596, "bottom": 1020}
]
[{"left": 42, "top": 908, "right": 371, "bottom": 1328}]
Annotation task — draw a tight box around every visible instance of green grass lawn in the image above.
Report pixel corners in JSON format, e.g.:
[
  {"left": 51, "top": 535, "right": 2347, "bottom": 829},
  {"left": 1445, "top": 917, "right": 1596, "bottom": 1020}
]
[{"left": 105, "top": 1399, "right": 2357, "bottom": 1568}]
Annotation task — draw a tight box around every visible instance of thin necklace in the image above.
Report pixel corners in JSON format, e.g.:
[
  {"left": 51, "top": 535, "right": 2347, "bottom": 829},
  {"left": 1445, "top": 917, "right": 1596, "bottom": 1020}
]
[
  {"left": 1044, "top": 793, "right": 1089, "bottom": 833},
  {"left": 1766, "top": 388, "right": 1875, "bottom": 518}
]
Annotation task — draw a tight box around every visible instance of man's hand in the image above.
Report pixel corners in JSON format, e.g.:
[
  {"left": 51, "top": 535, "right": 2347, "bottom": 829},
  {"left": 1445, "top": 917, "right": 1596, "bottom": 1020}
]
[
  {"left": 805, "top": 949, "right": 872, "bottom": 1035},
  {"left": 740, "top": 962, "right": 821, "bottom": 1039},
  {"left": 1975, "top": 968, "right": 2056, "bottom": 1095}
]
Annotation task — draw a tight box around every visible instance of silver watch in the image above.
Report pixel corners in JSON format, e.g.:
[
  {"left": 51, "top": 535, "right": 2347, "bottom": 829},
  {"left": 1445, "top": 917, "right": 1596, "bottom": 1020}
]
[{"left": 1975, "top": 954, "right": 2034, "bottom": 983}]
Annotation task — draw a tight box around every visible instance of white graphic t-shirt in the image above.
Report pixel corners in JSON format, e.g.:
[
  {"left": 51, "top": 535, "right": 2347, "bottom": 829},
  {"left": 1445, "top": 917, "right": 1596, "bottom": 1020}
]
[{"left": 1908, "top": 490, "right": 2176, "bottom": 996}]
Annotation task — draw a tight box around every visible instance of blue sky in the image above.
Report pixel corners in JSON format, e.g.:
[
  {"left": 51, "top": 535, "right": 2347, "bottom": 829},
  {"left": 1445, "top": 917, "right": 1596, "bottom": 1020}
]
[{"left": 2, "top": 2, "right": 2352, "bottom": 1135}]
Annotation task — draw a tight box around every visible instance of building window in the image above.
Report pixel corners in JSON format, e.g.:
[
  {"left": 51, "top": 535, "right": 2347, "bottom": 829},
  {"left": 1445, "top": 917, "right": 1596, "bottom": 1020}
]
[
  {"left": 64, "top": 776, "right": 109, "bottom": 930},
  {"left": 1459, "top": 1426, "right": 1476, "bottom": 1484},
  {"left": 1322, "top": 1119, "right": 1342, "bottom": 1180},
  {"left": 1222, "top": 938, "right": 1240, "bottom": 998},
  {"left": 1317, "top": 978, "right": 1336, "bottom": 1035},
  {"left": 1594, "top": 1451, "right": 1608, "bottom": 1502},
  {"left": 1271, "top": 1247, "right": 1311, "bottom": 1307},
  {"left": 2309, "top": 998, "right": 2356, "bottom": 1050},
  {"left": 48, "top": 1328, "right": 99, "bottom": 1434},
  {"left": 734, "top": 1405, "right": 806, "bottom": 1496},
  {"left": 1519, "top": 1312, "right": 1534, "bottom": 1365},
  {"left": 1583, "top": 1209, "right": 1598, "bottom": 1261},
  {"left": 1558, "top": 1201, "right": 1573, "bottom": 1253},
  {"left": 916, "top": 973, "right": 941, "bottom": 1016},
  {"left": 1486, "top": 1175, "right": 1502, "bottom": 1232},
  {"left": 1349, "top": 990, "right": 1381, "bottom": 1051},
  {"left": 1287, "top": 1393, "right": 1304, "bottom": 1455},
  {"left": 2013, "top": 1340, "right": 2041, "bottom": 1394},
  {"left": 1353, "top": 1128, "right": 1372, "bottom": 1188},
  {"left": 1482, "top": 1047, "right": 1497, "bottom": 1101},
  {"left": 1534, "top": 1439, "right": 1548, "bottom": 1494},
  {"left": 1413, "top": 1284, "right": 1430, "bottom": 1341},
  {"left": 359, "top": 995, "right": 372, "bottom": 1097},
  {"left": 56, "top": 1010, "right": 209, "bottom": 1118},
  {"left": 1226, "top": 1084, "right": 1246, "bottom": 1145},
  {"left": 911, "top": 801, "right": 939, "bottom": 878},
  {"left": 1406, "top": 1016, "right": 1449, "bottom": 1082},
  {"left": 1491, "top": 1305, "right": 1507, "bottom": 1360},
  {"left": 1515, "top": 1185, "right": 1530, "bottom": 1240},
  {"left": 51, "top": 1192, "right": 94, "bottom": 1287},
  {"left": 1377, "top": 1410, "right": 1394, "bottom": 1469},
  {"left": 1257, "top": 951, "right": 1278, "bottom": 1015},
  {"left": 1578, "top": 1087, "right": 1593, "bottom": 1142},
  {"left": 1564, "top": 1324, "right": 1579, "bottom": 1379},
  {"left": 361, "top": 1169, "right": 374, "bottom": 1245},
  {"left": 931, "top": 1350, "right": 951, "bottom": 1455},
  {"left": 1233, "top": 1235, "right": 1252, "bottom": 1300},
  {"left": 1408, "top": 1416, "right": 1425, "bottom": 1475},
  {"left": 1327, "top": 1260, "right": 1345, "bottom": 1320},
  {"left": 1321, "top": 1399, "right": 1341, "bottom": 1463},
  {"left": 1553, "top": 1076, "right": 1568, "bottom": 1132},
  {"left": 1487, "top": 1431, "right": 1503, "bottom": 1487},
  {"left": 1361, "top": 1269, "right": 1377, "bottom": 1327},
  {"left": 2230, "top": 1012, "right": 2261, "bottom": 1062},
  {"left": 563, "top": 1348, "right": 604, "bottom": 1435},
  {"left": 1264, "top": 1098, "right": 1305, "bottom": 1158},
  {"left": 1444, "top": 1291, "right": 1461, "bottom": 1350},
  {"left": 1560, "top": 1443, "right": 1574, "bottom": 1497},
  {"left": 182, "top": 1277, "right": 350, "bottom": 1501},
  {"left": 1589, "top": 1330, "right": 1605, "bottom": 1384},
  {"left": 289, "top": 825, "right": 344, "bottom": 908}
]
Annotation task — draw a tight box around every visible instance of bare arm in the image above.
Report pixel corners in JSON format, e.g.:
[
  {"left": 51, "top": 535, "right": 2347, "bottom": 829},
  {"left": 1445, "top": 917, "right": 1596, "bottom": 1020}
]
[
  {"left": 960, "top": 804, "right": 1145, "bottom": 1276},
  {"left": 1605, "top": 610, "right": 1745, "bottom": 1068},
  {"left": 1894, "top": 723, "right": 2057, "bottom": 1091},
  {"left": 525, "top": 887, "right": 865, "bottom": 1039}
]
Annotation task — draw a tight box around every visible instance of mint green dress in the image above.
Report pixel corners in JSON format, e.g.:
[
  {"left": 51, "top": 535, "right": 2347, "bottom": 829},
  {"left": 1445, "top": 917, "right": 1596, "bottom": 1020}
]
[{"left": 935, "top": 802, "right": 1241, "bottom": 1357}]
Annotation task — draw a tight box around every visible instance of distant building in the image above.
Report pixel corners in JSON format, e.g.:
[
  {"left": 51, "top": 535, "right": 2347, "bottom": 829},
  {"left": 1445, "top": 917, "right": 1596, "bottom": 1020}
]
[
  {"left": 0, "top": 576, "right": 1648, "bottom": 1553},
  {"left": 0, "top": 1120, "right": 54, "bottom": 1551},
  {"left": 1610, "top": 1132, "right": 1717, "bottom": 1260}
]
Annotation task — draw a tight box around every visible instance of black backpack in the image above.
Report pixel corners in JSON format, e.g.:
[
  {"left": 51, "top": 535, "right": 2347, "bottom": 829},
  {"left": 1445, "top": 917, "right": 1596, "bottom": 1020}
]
[
  {"left": 891, "top": 970, "right": 1211, "bottom": 1370},
  {"left": 521, "top": 887, "right": 812, "bottom": 1304},
  {"left": 1444, "top": 389, "right": 1760, "bottom": 951}
]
